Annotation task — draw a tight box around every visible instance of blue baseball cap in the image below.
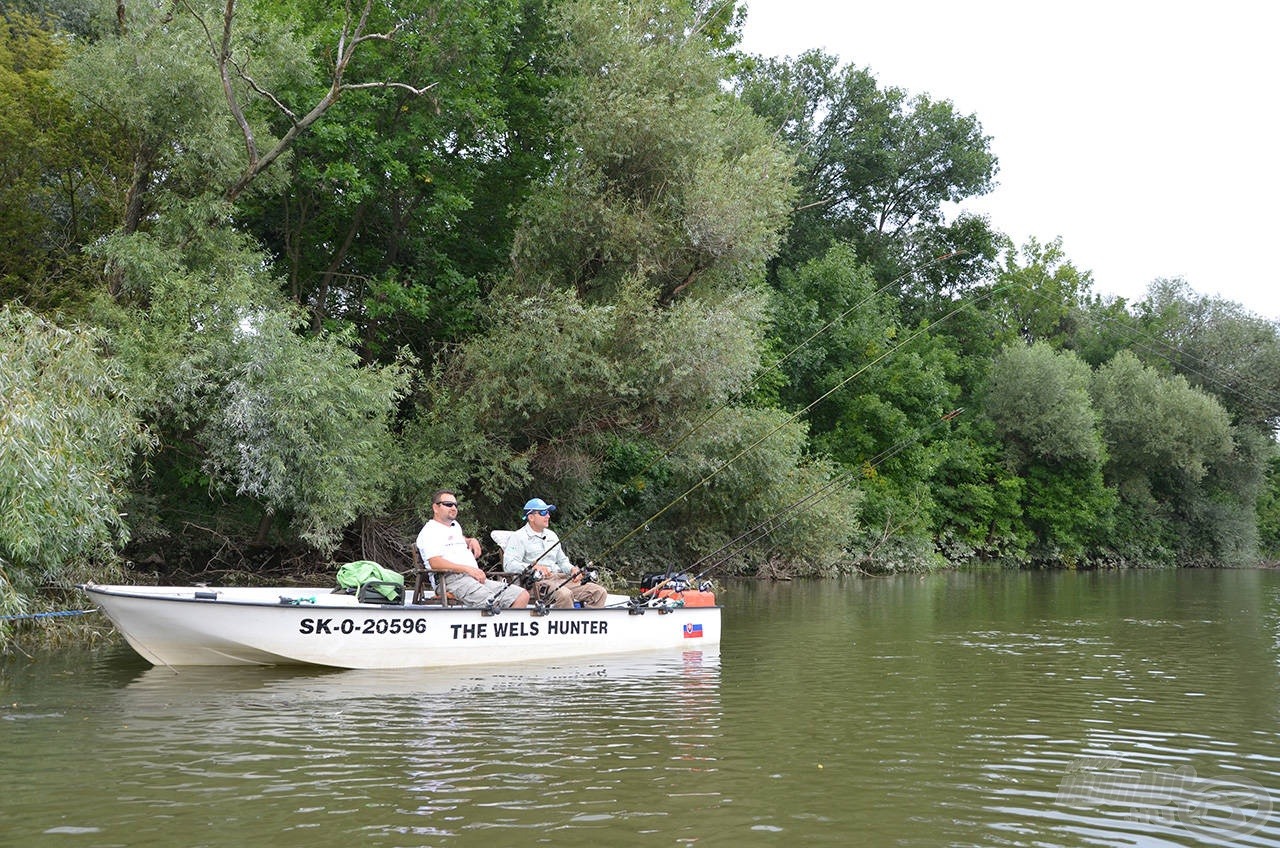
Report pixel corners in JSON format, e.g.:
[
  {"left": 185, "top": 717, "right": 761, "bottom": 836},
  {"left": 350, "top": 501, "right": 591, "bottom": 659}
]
[{"left": 522, "top": 498, "right": 556, "bottom": 514}]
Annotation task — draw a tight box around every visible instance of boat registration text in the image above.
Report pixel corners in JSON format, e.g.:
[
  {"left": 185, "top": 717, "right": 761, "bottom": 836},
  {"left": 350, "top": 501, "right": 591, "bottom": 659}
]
[{"left": 297, "top": 617, "right": 610, "bottom": 639}]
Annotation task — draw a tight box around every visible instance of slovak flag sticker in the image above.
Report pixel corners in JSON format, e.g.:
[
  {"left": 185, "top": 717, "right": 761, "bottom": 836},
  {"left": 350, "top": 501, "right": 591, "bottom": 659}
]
[{"left": 683, "top": 623, "right": 703, "bottom": 639}]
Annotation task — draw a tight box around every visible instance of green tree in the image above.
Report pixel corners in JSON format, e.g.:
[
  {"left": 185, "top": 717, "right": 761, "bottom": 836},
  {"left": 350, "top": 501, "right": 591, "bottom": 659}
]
[
  {"left": 1092, "top": 351, "right": 1234, "bottom": 492},
  {"left": 986, "top": 343, "right": 1103, "bottom": 468},
  {"left": 984, "top": 341, "right": 1114, "bottom": 561},
  {"left": 765, "top": 244, "right": 962, "bottom": 570},
  {"left": 1257, "top": 445, "right": 1280, "bottom": 561},
  {"left": 98, "top": 223, "right": 411, "bottom": 560},
  {"left": 770, "top": 246, "right": 957, "bottom": 465},
  {"left": 508, "top": 0, "right": 794, "bottom": 304},
  {"left": 575, "top": 405, "right": 862, "bottom": 577},
  {"left": 1091, "top": 349, "right": 1237, "bottom": 564},
  {"left": 0, "top": 306, "right": 151, "bottom": 618},
  {"left": 0, "top": 9, "right": 119, "bottom": 309},
  {"left": 736, "top": 49, "right": 998, "bottom": 275},
  {"left": 1069, "top": 294, "right": 1143, "bottom": 368},
  {"left": 53, "top": 0, "right": 306, "bottom": 300},
  {"left": 237, "top": 0, "right": 564, "bottom": 356},
  {"left": 992, "top": 236, "right": 1094, "bottom": 347},
  {"left": 198, "top": 313, "right": 412, "bottom": 551},
  {"left": 1137, "top": 278, "right": 1280, "bottom": 432},
  {"left": 930, "top": 417, "right": 1030, "bottom": 563},
  {"left": 0, "top": 11, "right": 62, "bottom": 299},
  {"left": 36, "top": 0, "right": 431, "bottom": 568}
]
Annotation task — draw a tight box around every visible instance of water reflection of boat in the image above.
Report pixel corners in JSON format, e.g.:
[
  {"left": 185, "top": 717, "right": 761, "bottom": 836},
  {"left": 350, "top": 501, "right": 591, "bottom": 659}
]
[
  {"left": 82, "top": 583, "right": 721, "bottom": 669},
  {"left": 115, "top": 648, "right": 723, "bottom": 750},
  {"left": 120, "top": 647, "right": 720, "bottom": 705},
  {"left": 103, "top": 646, "right": 723, "bottom": 821},
  {"left": 122, "top": 648, "right": 711, "bottom": 701}
]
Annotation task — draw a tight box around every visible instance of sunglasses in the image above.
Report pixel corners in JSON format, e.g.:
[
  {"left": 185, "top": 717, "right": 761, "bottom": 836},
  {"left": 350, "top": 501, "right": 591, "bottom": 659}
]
[
  {"left": 435, "top": 501, "right": 458, "bottom": 508},
  {"left": 529, "top": 509, "right": 551, "bottom": 516}
]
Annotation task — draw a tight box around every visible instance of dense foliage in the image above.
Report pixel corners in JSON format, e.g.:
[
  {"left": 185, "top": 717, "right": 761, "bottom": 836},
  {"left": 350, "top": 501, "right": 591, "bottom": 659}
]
[{"left": 3, "top": 0, "right": 1279, "bottom": 623}]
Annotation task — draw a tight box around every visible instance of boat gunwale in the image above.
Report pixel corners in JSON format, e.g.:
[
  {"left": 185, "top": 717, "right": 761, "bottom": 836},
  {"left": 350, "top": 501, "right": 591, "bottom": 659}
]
[{"left": 80, "top": 583, "right": 720, "bottom": 613}]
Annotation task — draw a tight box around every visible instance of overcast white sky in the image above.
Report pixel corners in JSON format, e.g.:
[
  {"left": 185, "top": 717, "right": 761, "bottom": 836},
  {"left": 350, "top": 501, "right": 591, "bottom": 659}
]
[{"left": 737, "top": 0, "right": 1280, "bottom": 320}]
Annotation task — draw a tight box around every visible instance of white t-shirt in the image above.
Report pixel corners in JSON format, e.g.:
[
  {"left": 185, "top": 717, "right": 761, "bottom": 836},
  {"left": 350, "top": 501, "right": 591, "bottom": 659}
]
[{"left": 416, "top": 519, "right": 476, "bottom": 568}]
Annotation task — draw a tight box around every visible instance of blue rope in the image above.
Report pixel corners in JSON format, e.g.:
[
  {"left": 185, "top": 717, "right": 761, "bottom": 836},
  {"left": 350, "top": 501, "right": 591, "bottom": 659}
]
[{"left": 0, "top": 609, "right": 99, "bottom": 622}]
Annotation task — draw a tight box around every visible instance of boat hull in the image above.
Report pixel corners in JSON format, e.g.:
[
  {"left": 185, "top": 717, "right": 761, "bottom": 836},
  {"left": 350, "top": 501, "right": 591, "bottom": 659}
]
[{"left": 82, "top": 584, "right": 722, "bottom": 669}]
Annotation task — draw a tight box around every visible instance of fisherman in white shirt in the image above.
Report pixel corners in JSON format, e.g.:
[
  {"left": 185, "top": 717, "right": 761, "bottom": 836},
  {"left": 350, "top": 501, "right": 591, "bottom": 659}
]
[{"left": 416, "top": 489, "right": 529, "bottom": 609}]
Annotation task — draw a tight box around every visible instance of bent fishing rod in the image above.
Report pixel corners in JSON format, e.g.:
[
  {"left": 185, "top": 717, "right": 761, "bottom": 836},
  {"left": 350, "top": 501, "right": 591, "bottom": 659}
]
[
  {"left": 1010, "top": 276, "right": 1280, "bottom": 424},
  {"left": 636, "top": 408, "right": 965, "bottom": 599},
  {"left": 593, "top": 286, "right": 997, "bottom": 571},
  {"left": 522, "top": 251, "right": 967, "bottom": 570}
]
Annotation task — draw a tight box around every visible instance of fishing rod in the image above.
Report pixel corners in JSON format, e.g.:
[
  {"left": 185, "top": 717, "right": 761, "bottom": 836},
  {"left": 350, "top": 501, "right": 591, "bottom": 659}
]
[
  {"left": 525, "top": 562, "right": 606, "bottom": 612},
  {"left": 488, "top": 554, "right": 600, "bottom": 615},
  {"left": 1014, "top": 280, "right": 1280, "bottom": 422},
  {"left": 520, "top": 251, "right": 966, "bottom": 570},
  {"left": 0, "top": 608, "right": 99, "bottom": 622},
  {"left": 478, "top": 575, "right": 529, "bottom": 616},
  {"left": 689, "top": 408, "right": 962, "bottom": 580},
  {"left": 594, "top": 288, "right": 993, "bottom": 568},
  {"left": 637, "top": 408, "right": 965, "bottom": 600}
]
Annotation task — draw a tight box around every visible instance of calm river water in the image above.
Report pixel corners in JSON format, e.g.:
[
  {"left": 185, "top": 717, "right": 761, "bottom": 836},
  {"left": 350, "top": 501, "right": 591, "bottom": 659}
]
[{"left": 3, "top": 569, "right": 1279, "bottom": 847}]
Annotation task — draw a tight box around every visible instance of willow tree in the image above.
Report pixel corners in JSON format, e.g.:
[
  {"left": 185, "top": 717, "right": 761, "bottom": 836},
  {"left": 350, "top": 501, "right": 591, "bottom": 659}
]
[
  {"left": 508, "top": 0, "right": 794, "bottom": 305},
  {"left": 408, "top": 0, "right": 860, "bottom": 574},
  {"left": 0, "top": 306, "right": 151, "bottom": 619},
  {"left": 1091, "top": 350, "right": 1239, "bottom": 565},
  {"left": 45, "top": 0, "right": 424, "bottom": 566},
  {"left": 984, "top": 341, "right": 1115, "bottom": 563}
]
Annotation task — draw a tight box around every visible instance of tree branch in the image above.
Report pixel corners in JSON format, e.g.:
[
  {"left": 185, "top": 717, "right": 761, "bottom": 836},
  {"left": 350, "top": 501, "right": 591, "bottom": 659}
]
[{"left": 186, "top": 0, "right": 435, "bottom": 203}]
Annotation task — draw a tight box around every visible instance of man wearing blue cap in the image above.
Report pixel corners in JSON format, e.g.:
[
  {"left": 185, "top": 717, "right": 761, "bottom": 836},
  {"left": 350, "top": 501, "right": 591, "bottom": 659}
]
[{"left": 503, "top": 498, "right": 607, "bottom": 608}]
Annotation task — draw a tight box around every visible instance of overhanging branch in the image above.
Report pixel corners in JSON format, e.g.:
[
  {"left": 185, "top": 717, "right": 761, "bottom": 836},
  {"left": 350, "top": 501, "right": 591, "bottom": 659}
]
[{"left": 181, "top": 0, "right": 433, "bottom": 202}]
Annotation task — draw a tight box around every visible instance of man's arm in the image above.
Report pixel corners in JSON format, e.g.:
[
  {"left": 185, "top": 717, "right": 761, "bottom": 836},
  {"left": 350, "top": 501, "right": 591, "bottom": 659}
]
[{"left": 427, "top": 554, "right": 487, "bottom": 581}]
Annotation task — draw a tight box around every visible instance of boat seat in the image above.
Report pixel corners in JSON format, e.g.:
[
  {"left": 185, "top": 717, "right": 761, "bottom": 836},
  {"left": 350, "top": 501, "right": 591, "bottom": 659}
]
[
  {"left": 490, "top": 530, "right": 512, "bottom": 567},
  {"left": 488, "top": 529, "right": 527, "bottom": 585},
  {"left": 410, "top": 547, "right": 456, "bottom": 607},
  {"left": 410, "top": 535, "right": 517, "bottom": 605}
]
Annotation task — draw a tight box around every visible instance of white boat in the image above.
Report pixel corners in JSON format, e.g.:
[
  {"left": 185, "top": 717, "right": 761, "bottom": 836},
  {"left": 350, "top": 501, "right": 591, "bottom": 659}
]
[{"left": 81, "top": 582, "right": 722, "bottom": 669}]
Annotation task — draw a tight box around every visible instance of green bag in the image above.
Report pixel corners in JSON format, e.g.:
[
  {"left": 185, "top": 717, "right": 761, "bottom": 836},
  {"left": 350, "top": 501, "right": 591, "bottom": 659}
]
[{"left": 335, "top": 560, "right": 405, "bottom": 603}]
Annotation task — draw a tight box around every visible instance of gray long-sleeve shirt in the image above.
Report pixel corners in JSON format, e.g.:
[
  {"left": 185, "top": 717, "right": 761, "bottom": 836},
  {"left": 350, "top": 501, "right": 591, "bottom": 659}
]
[{"left": 502, "top": 524, "right": 573, "bottom": 574}]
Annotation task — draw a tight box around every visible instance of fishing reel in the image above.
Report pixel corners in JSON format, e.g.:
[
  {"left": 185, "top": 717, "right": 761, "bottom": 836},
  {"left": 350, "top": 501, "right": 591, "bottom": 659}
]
[
  {"left": 639, "top": 572, "right": 692, "bottom": 593},
  {"left": 516, "top": 567, "right": 540, "bottom": 590}
]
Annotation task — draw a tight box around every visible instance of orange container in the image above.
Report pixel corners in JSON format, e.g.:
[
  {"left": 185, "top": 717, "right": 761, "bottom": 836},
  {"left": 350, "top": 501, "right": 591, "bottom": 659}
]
[{"left": 657, "top": 589, "right": 717, "bottom": 607}]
